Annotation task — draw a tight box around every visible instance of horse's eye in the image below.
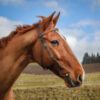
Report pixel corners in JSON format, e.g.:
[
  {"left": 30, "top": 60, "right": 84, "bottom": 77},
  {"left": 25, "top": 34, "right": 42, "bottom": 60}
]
[
  {"left": 52, "top": 28, "right": 59, "bottom": 33},
  {"left": 51, "top": 40, "right": 59, "bottom": 46}
]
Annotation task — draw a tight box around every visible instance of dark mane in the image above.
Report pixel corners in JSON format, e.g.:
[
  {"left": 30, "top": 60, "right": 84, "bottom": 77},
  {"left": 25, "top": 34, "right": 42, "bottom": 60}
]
[{"left": 0, "top": 23, "right": 39, "bottom": 48}]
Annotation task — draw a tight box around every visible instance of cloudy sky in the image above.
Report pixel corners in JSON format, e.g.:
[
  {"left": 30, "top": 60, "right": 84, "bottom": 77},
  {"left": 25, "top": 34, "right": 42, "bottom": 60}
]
[{"left": 0, "top": 0, "right": 100, "bottom": 62}]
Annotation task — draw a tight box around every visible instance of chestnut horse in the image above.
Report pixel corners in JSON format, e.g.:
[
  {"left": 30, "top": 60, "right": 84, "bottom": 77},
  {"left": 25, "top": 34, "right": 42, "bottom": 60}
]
[{"left": 0, "top": 12, "right": 85, "bottom": 100}]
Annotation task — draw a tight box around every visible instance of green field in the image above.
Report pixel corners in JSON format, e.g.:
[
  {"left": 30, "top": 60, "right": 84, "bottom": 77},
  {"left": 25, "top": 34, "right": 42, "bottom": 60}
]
[{"left": 14, "top": 73, "right": 100, "bottom": 100}]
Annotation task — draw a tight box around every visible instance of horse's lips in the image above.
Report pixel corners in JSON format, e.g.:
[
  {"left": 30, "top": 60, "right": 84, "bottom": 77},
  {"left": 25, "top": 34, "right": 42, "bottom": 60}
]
[{"left": 64, "top": 75, "right": 81, "bottom": 88}]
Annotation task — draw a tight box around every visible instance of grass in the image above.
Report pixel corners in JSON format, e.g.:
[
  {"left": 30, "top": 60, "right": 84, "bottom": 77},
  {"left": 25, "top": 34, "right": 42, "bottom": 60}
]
[{"left": 13, "top": 72, "right": 100, "bottom": 100}]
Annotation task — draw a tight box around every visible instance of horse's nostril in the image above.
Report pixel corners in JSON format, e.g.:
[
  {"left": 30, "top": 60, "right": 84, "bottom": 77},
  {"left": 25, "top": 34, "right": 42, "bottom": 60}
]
[{"left": 77, "top": 75, "right": 82, "bottom": 83}]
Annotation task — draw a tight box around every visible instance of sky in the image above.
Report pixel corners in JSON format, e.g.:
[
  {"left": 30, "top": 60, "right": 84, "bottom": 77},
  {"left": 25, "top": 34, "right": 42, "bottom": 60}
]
[{"left": 0, "top": 0, "right": 100, "bottom": 62}]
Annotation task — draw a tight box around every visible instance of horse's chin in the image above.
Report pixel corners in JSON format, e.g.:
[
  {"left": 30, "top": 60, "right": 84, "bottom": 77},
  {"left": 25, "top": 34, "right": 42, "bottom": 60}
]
[{"left": 65, "top": 82, "right": 72, "bottom": 88}]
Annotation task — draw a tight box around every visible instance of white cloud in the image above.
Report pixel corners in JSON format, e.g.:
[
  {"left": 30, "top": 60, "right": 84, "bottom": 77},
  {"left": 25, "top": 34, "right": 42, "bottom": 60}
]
[
  {"left": 69, "top": 19, "right": 100, "bottom": 29},
  {"left": 0, "top": 16, "right": 22, "bottom": 38},
  {"left": 60, "top": 19, "right": 100, "bottom": 62},
  {"left": 0, "top": 0, "right": 26, "bottom": 5},
  {"left": 66, "top": 36, "right": 77, "bottom": 48},
  {"left": 94, "top": 31, "right": 100, "bottom": 41},
  {"left": 44, "top": 0, "right": 66, "bottom": 15}
]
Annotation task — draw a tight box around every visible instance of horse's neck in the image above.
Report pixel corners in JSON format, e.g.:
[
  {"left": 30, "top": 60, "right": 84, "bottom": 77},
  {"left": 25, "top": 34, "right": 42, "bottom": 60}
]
[
  {"left": 0, "top": 52, "right": 30, "bottom": 99},
  {"left": 0, "top": 29, "right": 38, "bottom": 98}
]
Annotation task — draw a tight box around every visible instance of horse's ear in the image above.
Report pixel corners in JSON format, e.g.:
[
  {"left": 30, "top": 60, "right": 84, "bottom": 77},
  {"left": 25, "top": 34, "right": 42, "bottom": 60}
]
[
  {"left": 38, "top": 11, "right": 56, "bottom": 32},
  {"left": 44, "top": 11, "right": 56, "bottom": 25},
  {"left": 53, "top": 12, "right": 60, "bottom": 27}
]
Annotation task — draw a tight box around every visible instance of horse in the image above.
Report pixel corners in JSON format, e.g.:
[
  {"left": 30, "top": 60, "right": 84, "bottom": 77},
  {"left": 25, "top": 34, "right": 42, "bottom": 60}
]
[{"left": 0, "top": 12, "right": 85, "bottom": 100}]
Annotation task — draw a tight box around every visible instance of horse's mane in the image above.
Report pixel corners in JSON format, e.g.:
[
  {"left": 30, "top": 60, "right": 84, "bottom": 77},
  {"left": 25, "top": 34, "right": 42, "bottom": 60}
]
[{"left": 0, "top": 23, "right": 39, "bottom": 48}]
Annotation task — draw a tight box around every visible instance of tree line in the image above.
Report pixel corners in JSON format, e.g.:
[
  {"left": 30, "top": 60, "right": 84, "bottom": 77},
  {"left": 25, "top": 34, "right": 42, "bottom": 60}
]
[{"left": 82, "top": 52, "right": 100, "bottom": 64}]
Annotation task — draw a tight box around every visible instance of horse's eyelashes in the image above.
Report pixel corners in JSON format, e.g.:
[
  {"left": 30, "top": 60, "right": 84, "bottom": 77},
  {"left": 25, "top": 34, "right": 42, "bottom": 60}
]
[{"left": 51, "top": 40, "right": 59, "bottom": 46}]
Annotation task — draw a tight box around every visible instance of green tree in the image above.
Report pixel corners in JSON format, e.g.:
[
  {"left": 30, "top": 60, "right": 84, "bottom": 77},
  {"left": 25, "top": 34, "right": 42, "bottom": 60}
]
[
  {"left": 96, "top": 52, "right": 100, "bottom": 63},
  {"left": 82, "top": 52, "right": 90, "bottom": 64},
  {"left": 90, "top": 53, "right": 96, "bottom": 63},
  {"left": 82, "top": 52, "right": 100, "bottom": 64}
]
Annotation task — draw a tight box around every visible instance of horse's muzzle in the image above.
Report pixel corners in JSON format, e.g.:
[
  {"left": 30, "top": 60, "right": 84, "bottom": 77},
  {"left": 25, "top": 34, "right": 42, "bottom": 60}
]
[{"left": 64, "top": 73, "right": 82, "bottom": 88}]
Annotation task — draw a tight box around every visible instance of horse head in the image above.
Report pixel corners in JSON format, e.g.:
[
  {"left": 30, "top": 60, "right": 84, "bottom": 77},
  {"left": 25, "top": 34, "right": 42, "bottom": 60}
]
[{"left": 31, "top": 12, "right": 85, "bottom": 88}]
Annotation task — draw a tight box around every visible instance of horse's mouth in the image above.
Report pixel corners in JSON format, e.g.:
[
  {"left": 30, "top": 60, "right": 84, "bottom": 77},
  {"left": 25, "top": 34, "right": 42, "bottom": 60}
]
[{"left": 64, "top": 73, "right": 81, "bottom": 88}]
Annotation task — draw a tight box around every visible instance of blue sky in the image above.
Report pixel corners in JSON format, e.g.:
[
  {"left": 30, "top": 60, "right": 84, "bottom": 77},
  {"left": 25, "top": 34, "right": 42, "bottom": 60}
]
[{"left": 0, "top": 0, "right": 100, "bottom": 61}]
